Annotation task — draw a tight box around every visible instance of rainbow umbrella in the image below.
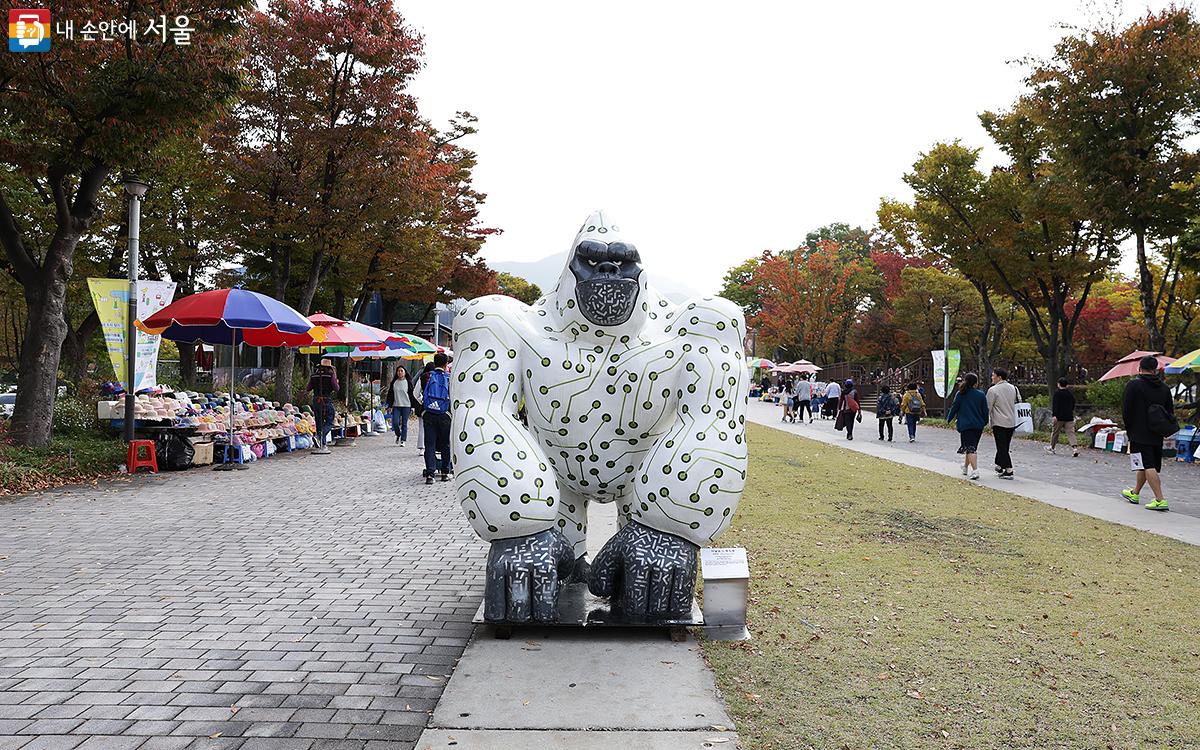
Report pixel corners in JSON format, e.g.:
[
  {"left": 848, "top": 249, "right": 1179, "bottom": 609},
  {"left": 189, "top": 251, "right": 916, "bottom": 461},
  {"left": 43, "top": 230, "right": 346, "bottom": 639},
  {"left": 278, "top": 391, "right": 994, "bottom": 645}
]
[
  {"left": 141, "top": 288, "right": 325, "bottom": 470},
  {"left": 748, "top": 358, "right": 775, "bottom": 370},
  {"left": 1165, "top": 348, "right": 1200, "bottom": 374}
]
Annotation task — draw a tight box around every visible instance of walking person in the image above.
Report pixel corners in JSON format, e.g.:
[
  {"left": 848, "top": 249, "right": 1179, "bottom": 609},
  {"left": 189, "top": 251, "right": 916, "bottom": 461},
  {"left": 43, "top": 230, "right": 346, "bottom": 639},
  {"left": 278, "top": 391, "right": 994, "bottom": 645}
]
[
  {"left": 1121, "top": 355, "right": 1178, "bottom": 512},
  {"left": 414, "top": 352, "right": 453, "bottom": 484},
  {"left": 781, "top": 377, "right": 795, "bottom": 422},
  {"left": 837, "top": 379, "right": 861, "bottom": 441},
  {"left": 900, "top": 383, "right": 926, "bottom": 442},
  {"left": 876, "top": 385, "right": 899, "bottom": 441},
  {"left": 986, "top": 367, "right": 1020, "bottom": 480},
  {"left": 1046, "top": 377, "right": 1079, "bottom": 457},
  {"left": 946, "top": 372, "right": 988, "bottom": 481},
  {"left": 384, "top": 365, "right": 412, "bottom": 446},
  {"left": 824, "top": 379, "right": 841, "bottom": 420},
  {"left": 413, "top": 360, "right": 435, "bottom": 458},
  {"left": 305, "top": 358, "right": 339, "bottom": 455},
  {"left": 794, "top": 374, "right": 814, "bottom": 424}
]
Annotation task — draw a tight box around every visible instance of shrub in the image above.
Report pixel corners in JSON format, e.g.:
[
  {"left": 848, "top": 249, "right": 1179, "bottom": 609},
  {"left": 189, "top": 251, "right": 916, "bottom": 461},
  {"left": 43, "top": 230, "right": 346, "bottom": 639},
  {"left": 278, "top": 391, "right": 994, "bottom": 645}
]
[
  {"left": 1028, "top": 393, "right": 1050, "bottom": 409},
  {"left": 52, "top": 396, "right": 98, "bottom": 436},
  {"left": 1086, "top": 378, "right": 1127, "bottom": 409}
]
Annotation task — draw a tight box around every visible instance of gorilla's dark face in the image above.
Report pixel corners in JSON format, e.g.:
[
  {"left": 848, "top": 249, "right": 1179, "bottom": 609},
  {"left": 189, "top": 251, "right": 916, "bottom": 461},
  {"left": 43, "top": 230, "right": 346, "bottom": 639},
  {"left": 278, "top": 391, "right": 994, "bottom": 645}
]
[{"left": 569, "top": 239, "right": 642, "bottom": 326}]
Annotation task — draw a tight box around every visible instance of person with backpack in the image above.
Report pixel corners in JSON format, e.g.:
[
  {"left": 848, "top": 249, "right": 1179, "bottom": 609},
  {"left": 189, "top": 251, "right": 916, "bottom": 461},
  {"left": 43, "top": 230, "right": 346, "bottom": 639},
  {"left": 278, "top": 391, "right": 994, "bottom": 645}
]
[
  {"left": 1121, "top": 355, "right": 1177, "bottom": 512},
  {"left": 876, "top": 384, "right": 899, "bottom": 442},
  {"left": 946, "top": 372, "right": 988, "bottom": 481},
  {"left": 1046, "top": 376, "right": 1079, "bottom": 457},
  {"left": 837, "top": 379, "right": 861, "bottom": 441},
  {"left": 305, "top": 358, "right": 339, "bottom": 455},
  {"left": 900, "top": 383, "right": 926, "bottom": 442},
  {"left": 414, "top": 352, "right": 453, "bottom": 484},
  {"left": 986, "top": 367, "right": 1020, "bottom": 480}
]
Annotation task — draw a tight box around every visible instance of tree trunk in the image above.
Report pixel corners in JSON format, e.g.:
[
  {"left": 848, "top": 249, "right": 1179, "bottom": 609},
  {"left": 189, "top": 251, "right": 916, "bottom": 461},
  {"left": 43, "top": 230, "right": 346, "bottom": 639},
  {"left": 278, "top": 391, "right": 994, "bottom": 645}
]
[
  {"left": 380, "top": 298, "right": 398, "bottom": 331},
  {"left": 1135, "top": 229, "right": 1166, "bottom": 351},
  {"left": 11, "top": 254, "right": 72, "bottom": 446},
  {"left": 274, "top": 348, "right": 296, "bottom": 404},
  {"left": 178, "top": 341, "right": 196, "bottom": 389},
  {"left": 60, "top": 310, "right": 100, "bottom": 385}
]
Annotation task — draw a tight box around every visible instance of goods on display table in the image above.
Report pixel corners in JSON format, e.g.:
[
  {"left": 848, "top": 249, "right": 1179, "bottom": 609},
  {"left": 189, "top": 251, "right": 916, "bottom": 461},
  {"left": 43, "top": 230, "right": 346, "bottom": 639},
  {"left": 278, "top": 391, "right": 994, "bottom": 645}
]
[{"left": 97, "top": 389, "right": 322, "bottom": 469}]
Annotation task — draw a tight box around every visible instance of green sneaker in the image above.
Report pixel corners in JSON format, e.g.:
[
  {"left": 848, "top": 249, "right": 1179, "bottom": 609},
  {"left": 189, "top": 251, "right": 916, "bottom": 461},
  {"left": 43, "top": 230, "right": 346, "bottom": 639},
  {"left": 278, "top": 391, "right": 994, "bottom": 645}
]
[
  {"left": 1121, "top": 489, "right": 1140, "bottom": 504},
  {"left": 1146, "top": 499, "right": 1169, "bottom": 512}
]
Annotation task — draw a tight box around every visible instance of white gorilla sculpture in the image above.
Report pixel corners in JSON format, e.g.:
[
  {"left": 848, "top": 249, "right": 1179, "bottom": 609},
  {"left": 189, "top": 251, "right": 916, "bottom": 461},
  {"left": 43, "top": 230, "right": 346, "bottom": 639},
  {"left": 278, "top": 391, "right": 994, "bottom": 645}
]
[{"left": 451, "top": 211, "right": 748, "bottom": 622}]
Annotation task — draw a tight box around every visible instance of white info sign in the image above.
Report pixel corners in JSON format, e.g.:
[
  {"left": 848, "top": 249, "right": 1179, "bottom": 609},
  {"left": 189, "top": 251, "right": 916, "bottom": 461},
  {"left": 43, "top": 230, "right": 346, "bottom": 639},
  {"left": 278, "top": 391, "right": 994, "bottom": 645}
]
[{"left": 701, "top": 547, "right": 749, "bottom": 580}]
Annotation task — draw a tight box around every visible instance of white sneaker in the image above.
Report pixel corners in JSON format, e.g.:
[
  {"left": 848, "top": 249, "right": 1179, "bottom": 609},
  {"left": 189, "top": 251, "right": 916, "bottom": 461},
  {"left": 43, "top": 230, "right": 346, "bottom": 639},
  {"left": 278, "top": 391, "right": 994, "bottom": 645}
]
[
  {"left": 969, "top": 470, "right": 980, "bottom": 480},
  {"left": 400, "top": 441, "right": 406, "bottom": 447},
  {"left": 1044, "top": 446, "right": 1055, "bottom": 454},
  {"left": 961, "top": 465, "right": 969, "bottom": 476}
]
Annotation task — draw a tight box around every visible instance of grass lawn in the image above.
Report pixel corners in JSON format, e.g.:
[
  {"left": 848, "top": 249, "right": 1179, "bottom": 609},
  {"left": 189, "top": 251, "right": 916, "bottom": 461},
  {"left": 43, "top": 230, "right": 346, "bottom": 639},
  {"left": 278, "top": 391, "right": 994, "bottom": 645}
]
[
  {"left": 702, "top": 423, "right": 1200, "bottom": 750},
  {"left": 0, "top": 431, "right": 126, "bottom": 496}
]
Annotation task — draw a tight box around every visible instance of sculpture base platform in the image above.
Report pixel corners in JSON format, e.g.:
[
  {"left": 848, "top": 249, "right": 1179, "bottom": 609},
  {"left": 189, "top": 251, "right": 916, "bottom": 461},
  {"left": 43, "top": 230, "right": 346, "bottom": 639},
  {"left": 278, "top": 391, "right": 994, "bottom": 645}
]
[{"left": 473, "top": 582, "right": 703, "bottom": 640}]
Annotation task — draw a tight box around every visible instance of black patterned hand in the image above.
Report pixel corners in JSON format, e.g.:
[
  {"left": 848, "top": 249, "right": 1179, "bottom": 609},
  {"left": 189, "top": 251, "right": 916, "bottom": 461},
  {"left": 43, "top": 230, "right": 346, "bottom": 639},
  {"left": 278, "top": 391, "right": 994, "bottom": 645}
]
[
  {"left": 588, "top": 521, "right": 698, "bottom": 620},
  {"left": 484, "top": 528, "right": 576, "bottom": 623}
]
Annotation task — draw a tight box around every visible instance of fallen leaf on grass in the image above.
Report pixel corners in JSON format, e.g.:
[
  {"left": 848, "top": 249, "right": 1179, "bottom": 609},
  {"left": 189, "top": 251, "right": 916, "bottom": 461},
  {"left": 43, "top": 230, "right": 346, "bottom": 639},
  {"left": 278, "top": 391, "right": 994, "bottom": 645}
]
[{"left": 906, "top": 690, "right": 923, "bottom": 700}]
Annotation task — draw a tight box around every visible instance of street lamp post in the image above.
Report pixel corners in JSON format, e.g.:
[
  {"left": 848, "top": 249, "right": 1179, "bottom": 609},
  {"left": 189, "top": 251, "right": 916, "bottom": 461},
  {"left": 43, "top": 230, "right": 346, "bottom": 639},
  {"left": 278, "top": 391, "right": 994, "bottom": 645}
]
[
  {"left": 123, "top": 176, "right": 149, "bottom": 443},
  {"left": 942, "top": 303, "right": 952, "bottom": 415}
]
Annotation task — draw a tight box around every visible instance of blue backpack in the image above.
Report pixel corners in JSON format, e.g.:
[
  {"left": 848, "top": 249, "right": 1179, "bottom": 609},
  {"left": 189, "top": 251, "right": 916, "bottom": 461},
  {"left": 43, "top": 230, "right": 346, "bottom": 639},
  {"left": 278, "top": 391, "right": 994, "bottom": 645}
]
[{"left": 423, "top": 370, "right": 451, "bottom": 413}]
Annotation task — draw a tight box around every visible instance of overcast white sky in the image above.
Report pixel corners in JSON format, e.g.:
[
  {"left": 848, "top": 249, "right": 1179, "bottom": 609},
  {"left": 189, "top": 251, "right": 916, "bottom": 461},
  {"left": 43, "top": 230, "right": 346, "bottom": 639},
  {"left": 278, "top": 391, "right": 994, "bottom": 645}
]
[{"left": 402, "top": 0, "right": 1178, "bottom": 295}]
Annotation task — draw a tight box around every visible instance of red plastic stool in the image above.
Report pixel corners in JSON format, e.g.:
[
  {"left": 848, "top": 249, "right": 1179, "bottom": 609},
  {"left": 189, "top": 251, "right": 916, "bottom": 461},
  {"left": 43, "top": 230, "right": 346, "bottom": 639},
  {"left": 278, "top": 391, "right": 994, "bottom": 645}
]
[{"left": 126, "top": 440, "right": 158, "bottom": 474}]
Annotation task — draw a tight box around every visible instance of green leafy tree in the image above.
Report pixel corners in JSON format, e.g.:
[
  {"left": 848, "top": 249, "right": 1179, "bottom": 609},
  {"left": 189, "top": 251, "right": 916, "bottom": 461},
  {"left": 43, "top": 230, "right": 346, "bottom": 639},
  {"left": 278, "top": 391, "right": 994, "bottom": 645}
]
[
  {"left": 496, "top": 272, "right": 542, "bottom": 305},
  {"left": 1026, "top": 6, "right": 1200, "bottom": 351},
  {"left": 718, "top": 256, "right": 762, "bottom": 317},
  {"left": 0, "top": 0, "right": 248, "bottom": 446}
]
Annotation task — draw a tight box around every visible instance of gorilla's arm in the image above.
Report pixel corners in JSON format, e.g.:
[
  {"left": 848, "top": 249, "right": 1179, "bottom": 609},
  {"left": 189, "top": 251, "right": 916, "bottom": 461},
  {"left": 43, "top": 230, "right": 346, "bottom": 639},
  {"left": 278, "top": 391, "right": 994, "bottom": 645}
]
[
  {"left": 630, "top": 297, "right": 749, "bottom": 545},
  {"left": 589, "top": 297, "right": 749, "bottom": 618},
  {"left": 451, "top": 295, "right": 573, "bottom": 622}
]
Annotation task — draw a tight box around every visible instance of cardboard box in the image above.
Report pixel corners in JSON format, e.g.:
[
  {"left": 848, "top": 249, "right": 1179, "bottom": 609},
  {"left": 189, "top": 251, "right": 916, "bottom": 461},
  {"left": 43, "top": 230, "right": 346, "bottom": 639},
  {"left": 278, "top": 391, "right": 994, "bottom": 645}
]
[{"left": 190, "top": 441, "right": 213, "bottom": 466}]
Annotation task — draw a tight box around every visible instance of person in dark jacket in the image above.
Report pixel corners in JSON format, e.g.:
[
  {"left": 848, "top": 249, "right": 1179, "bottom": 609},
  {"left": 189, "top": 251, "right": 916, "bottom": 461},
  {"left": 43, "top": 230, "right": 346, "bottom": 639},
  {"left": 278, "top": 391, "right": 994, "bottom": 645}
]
[
  {"left": 838, "top": 379, "right": 860, "bottom": 441},
  {"left": 876, "top": 385, "right": 899, "bottom": 442},
  {"left": 305, "top": 358, "right": 339, "bottom": 455},
  {"left": 1046, "top": 377, "right": 1078, "bottom": 457},
  {"left": 1121, "top": 356, "right": 1175, "bottom": 511},
  {"left": 946, "top": 372, "right": 988, "bottom": 481}
]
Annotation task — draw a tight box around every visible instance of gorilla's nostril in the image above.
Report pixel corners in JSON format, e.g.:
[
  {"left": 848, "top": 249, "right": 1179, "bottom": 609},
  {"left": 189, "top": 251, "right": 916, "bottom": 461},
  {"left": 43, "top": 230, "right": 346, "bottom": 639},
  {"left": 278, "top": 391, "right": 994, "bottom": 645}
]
[{"left": 596, "top": 261, "right": 621, "bottom": 275}]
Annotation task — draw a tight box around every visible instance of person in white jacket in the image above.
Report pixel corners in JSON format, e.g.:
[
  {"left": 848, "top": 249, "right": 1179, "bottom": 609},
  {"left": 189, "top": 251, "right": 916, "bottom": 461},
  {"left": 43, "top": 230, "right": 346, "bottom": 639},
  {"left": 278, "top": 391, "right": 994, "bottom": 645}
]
[{"left": 986, "top": 367, "right": 1020, "bottom": 479}]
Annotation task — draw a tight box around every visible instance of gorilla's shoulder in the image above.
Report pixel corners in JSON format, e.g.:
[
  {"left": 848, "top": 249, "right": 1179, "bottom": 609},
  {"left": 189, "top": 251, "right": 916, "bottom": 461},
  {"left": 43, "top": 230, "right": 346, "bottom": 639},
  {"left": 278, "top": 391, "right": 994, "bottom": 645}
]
[
  {"left": 458, "top": 294, "right": 534, "bottom": 320},
  {"left": 671, "top": 296, "right": 746, "bottom": 346}
]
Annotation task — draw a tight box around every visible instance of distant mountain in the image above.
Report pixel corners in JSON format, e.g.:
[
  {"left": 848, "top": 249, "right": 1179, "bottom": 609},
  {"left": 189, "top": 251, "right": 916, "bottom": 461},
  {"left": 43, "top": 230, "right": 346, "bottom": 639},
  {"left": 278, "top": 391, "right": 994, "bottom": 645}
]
[{"left": 490, "top": 252, "right": 702, "bottom": 304}]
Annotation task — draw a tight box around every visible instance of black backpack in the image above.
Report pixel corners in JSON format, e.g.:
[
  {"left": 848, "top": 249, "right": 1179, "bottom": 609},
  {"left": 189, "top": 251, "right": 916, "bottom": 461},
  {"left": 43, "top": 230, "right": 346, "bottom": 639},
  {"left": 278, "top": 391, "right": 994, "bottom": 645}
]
[{"left": 1147, "top": 403, "right": 1179, "bottom": 439}]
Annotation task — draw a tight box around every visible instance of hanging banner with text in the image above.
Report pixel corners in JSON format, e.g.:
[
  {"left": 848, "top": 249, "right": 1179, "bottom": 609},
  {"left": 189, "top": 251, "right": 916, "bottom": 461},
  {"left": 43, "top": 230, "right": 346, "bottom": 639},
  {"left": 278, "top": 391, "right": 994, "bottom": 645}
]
[
  {"left": 931, "top": 349, "right": 961, "bottom": 398},
  {"left": 88, "top": 279, "right": 176, "bottom": 391}
]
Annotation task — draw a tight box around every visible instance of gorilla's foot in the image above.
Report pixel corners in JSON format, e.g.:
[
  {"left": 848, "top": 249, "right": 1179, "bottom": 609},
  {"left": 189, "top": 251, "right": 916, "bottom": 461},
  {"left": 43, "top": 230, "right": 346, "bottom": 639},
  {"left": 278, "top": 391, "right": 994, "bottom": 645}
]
[
  {"left": 483, "top": 528, "right": 575, "bottom": 623},
  {"left": 588, "top": 521, "right": 698, "bottom": 620},
  {"left": 567, "top": 554, "right": 591, "bottom": 584}
]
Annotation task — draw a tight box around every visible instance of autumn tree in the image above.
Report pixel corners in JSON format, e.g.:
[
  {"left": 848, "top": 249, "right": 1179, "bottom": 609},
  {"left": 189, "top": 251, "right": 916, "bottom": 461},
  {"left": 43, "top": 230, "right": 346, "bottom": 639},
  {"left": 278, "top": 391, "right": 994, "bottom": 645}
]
[
  {"left": 749, "top": 241, "right": 877, "bottom": 362},
  {"left": 0, "top": 0, "right": 248, "bottom": 446},
  {"left": 1026, "top": 5, "right": 1200, "bottom": 351},
  {"left": 225, "top": 0, "right": 427, "bottom": 401}
]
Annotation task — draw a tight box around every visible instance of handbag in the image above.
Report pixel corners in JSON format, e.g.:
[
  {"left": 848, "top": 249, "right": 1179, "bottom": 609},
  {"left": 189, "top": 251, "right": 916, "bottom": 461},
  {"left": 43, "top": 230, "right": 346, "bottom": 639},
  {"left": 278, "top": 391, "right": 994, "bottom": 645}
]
[{"left": 834, "top": 410, "right": 846, "bottom": 431}]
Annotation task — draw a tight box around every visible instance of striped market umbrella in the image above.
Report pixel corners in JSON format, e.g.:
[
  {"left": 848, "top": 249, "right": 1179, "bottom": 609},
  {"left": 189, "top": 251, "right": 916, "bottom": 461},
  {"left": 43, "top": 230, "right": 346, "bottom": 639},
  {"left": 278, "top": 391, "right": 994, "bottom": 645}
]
[
  {"left": 748, "top": 358, "right": 775, "bottom": 370},
  {"left": 141, "top": 288, "right": 325, "bottom": 470},
  {"left": 1165, "top": 348, "right": 1200, "bottom": 374}
]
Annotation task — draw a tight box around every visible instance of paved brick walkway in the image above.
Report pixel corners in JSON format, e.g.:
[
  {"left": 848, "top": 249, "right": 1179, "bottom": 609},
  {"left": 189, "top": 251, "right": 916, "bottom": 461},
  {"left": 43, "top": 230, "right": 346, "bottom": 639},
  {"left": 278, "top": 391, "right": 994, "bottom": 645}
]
[{"left": 0, "top": 434, "right": 486, "bottom": 750}]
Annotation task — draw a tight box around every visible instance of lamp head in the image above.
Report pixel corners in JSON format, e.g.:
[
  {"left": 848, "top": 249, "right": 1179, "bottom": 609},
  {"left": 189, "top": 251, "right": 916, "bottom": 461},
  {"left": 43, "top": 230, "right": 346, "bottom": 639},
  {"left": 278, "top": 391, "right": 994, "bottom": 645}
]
[{"left": 123, "top": 175, "right": 149, "bottom": 198}]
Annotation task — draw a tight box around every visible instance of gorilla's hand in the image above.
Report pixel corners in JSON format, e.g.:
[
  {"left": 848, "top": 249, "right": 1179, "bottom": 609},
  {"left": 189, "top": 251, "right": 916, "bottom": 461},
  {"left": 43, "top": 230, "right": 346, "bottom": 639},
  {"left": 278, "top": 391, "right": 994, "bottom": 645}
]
[
  {"left": 484, "top": 528, "right": 576, "bottom": 623},
  {"left": 588, "top": 521, "right": 698, "bottom": 620}
]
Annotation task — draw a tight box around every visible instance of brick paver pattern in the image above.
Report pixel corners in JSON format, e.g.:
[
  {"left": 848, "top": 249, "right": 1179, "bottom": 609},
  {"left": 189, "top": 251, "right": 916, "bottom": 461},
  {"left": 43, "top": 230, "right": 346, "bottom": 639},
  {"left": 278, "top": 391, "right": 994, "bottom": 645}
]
[{"left": 0, "top": 435, "right": 486, "bottom": 750}]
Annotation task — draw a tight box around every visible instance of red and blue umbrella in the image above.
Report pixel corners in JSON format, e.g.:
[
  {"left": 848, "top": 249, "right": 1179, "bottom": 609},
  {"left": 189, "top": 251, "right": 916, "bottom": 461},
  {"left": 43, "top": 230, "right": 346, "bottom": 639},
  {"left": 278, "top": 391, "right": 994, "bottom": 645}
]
[{"left": 140, "top": 288, "right": 324, "bottom": 346}]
